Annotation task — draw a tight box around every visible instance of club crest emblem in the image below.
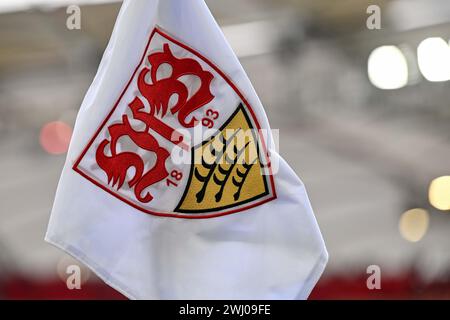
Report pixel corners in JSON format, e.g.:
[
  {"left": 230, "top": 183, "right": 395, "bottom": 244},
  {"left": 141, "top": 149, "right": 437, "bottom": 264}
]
[{"left": 73, "top": 27, "right": 276, "bottom": 218}]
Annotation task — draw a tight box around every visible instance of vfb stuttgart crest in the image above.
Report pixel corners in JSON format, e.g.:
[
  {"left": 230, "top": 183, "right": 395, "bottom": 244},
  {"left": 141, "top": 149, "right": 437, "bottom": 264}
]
[{"left": 73, "top": 27, "right": 276, "bottom": 218}]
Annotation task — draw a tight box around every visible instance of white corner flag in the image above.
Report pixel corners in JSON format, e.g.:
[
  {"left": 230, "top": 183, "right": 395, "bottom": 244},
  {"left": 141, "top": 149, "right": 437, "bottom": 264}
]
[{"left": 46, "top": 0, "right": 328, "bottom": 299}]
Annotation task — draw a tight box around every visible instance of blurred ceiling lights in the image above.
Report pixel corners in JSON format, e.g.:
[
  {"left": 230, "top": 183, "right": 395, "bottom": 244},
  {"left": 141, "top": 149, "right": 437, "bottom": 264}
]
[
  {"left": 367, "top": 45, "right": 408, "bottom": 90},
  {"left": 0, "top": 0, "right": 120, "bottom": 13},
  {"left": 417, "top": 37, "right": 450, "bottom": 82},
  {"left": 429, "top": 176, "right": 450, "bottom": 211},
  {"left": 399, "top": 208, "right": 429, "bottom": 242}
]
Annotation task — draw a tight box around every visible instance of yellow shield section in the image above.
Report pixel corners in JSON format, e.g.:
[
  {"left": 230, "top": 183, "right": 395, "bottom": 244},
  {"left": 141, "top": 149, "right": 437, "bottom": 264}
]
[{"left": 176, "top": 104, "right": 269, "bottom": 213}]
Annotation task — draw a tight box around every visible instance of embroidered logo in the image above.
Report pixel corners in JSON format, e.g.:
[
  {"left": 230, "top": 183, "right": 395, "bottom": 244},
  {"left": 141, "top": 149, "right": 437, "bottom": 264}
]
[{"left": 73, "top": 27, "right": 276, "bottom": 218}]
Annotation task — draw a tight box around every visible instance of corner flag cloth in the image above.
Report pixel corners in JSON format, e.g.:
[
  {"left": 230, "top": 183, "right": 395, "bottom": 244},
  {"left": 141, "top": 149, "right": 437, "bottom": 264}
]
[{"left": 46, "top": 0, "right": 328, "bottom": 299}]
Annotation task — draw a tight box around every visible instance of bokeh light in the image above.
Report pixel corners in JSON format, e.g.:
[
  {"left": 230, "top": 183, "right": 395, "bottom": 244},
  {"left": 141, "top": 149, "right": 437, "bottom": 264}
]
[
  {"left": 368, "top": 45, "right": 408, "bottom": 90},
  {"left": 417, "top": 37, "right": 450, "bottom": 82},
  {"left": 39, "top": 121, "right": 72, "bottom": 155},
  {"left": 429, "top": 176, "right": 450, "bottom": 211},
  {"left": 399, "top": 208, "right": 429, "bottom": 243}
]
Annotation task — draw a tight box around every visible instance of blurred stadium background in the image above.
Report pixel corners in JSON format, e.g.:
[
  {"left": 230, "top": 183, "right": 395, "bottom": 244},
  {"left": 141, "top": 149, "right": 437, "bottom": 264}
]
[{"left": 0, "top": 0, "right": 449, "bottom": 299}]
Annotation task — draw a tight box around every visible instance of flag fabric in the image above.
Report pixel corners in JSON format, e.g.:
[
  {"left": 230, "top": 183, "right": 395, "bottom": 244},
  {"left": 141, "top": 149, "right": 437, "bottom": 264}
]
[{"left": 46, "top": 0, "right": 328, "bottom": 299}]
